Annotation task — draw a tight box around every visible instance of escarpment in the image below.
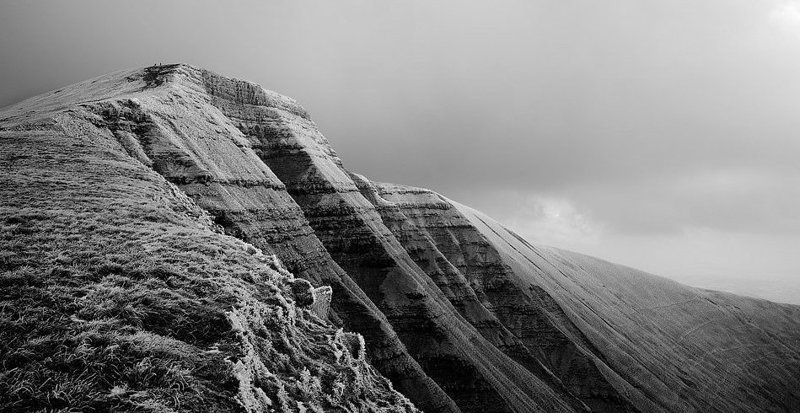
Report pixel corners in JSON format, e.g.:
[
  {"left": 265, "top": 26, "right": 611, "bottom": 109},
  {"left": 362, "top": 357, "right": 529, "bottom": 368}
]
[
  {"left": 52, "top": 64, "right": 458, "bottom": 413},
  {"left": 365, "top": 182, "right": 637, "bottom": 413},
  {"left": 198, "top": 66, "right": 581, "bottom": 413},
  {"left": 2, "top": 64, "right": 799, "bottom": 413}
]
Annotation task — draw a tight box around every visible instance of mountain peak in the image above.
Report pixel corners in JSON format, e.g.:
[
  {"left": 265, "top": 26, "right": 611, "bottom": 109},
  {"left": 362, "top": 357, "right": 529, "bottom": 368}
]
[{"left": 0, "top": 63, "right": 310, "bottom": 125}]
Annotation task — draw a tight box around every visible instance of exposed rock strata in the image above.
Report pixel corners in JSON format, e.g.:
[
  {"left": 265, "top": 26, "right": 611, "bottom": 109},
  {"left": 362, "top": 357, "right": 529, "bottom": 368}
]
[
  {"left": 367, "top": 182, "right": 636, "bottom": 412},
  {"left": 199, "top": 66, "right": 581, "bottom": 413},
  {"left": 455, "top": 203, "right": 800, "bottom": 412},
  {"left": 75, "top": 64, "right": 459, "bottom": 413}
]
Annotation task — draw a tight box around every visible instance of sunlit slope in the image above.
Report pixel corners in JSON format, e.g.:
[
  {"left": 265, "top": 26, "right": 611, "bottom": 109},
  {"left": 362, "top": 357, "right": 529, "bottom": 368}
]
[{"left": 455, "top": 202, "right": 800, "bottom": 412}]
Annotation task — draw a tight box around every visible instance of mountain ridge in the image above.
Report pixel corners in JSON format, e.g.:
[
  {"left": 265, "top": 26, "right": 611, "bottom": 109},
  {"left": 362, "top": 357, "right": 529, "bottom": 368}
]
[{"left": 1, "top": 63, "right": 798, "bottom": 413}]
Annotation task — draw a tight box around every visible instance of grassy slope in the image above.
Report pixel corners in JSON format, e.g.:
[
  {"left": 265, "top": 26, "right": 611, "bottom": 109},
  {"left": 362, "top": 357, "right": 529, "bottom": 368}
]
[{"left": 0, "top": 107, "right": 416, "bottom": 411}]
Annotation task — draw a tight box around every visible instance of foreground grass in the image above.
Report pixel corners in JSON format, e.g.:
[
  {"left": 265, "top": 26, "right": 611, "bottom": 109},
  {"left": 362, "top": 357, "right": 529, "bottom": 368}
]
[{"left": 0, "top": 114, "right": 415, "bottom": 412}]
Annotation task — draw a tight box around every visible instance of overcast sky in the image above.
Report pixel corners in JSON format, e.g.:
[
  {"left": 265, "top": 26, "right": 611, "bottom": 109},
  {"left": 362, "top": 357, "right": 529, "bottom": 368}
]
[{"left": 2, "top": 0, "right": 799, "bottom": 304}]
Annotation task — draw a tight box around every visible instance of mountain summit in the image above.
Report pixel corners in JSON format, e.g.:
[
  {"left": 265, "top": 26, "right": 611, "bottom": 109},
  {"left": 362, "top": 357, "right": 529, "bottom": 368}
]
[{"left": 2, "top": 64, "right": 799, "bottom": 412}]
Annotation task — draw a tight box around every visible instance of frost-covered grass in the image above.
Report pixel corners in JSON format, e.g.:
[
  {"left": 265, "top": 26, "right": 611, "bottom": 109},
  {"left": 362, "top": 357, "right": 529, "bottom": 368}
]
[{"left": 0, "top": 113, "right": 416, "bottom": 412}]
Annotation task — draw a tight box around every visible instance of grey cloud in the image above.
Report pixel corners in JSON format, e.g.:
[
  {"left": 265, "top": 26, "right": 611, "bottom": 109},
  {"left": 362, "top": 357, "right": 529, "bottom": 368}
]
[
  {"left": 2, "top": 1, "right": 799, "bottom": 283},
  {"left": 559, "top": 168, "right": 800, "bottom": 235}
]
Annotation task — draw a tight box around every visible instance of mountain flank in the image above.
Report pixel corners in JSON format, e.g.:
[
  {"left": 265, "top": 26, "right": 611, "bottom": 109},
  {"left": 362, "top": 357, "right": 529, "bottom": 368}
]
[{"left": 1, "top": 64, "right": 799, "bottom": 412}]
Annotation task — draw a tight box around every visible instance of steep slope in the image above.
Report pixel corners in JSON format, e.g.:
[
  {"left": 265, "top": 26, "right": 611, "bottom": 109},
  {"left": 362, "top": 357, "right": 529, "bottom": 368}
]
[
  {"left": 0, "top": 102, "right": 416, "bottom": 411},
  {"left": 90, "top": 65, "right": 457, "bottom": 412},
  {"left": 367, "top": 183, "right": 637, "bottom": 413},
  {"left": 2, "top": 64, "right": 799, "bottom": 413},
  {"left": 455, "top": 203, "right": 800, "bottom": 412},
  {"left": 197, "top": 68, "right": 584, "bottom": 413}
]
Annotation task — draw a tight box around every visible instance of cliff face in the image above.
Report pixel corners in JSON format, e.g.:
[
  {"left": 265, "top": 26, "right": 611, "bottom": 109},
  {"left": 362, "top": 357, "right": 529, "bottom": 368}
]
[
  {"left": 2, "top": 64, "right": 799, "bottom": 413},
  {"left": 110, "top": 65, "right": 458, "bottom": 413},
  {"left": 195, "top": 66, "right": 580, "bottom": 413}
]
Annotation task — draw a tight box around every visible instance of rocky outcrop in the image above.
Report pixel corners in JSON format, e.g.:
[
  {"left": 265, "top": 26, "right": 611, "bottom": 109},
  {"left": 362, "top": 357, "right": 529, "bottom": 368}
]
[{"left": 2, "top": 64, "right": 799, "bottom": 413}]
